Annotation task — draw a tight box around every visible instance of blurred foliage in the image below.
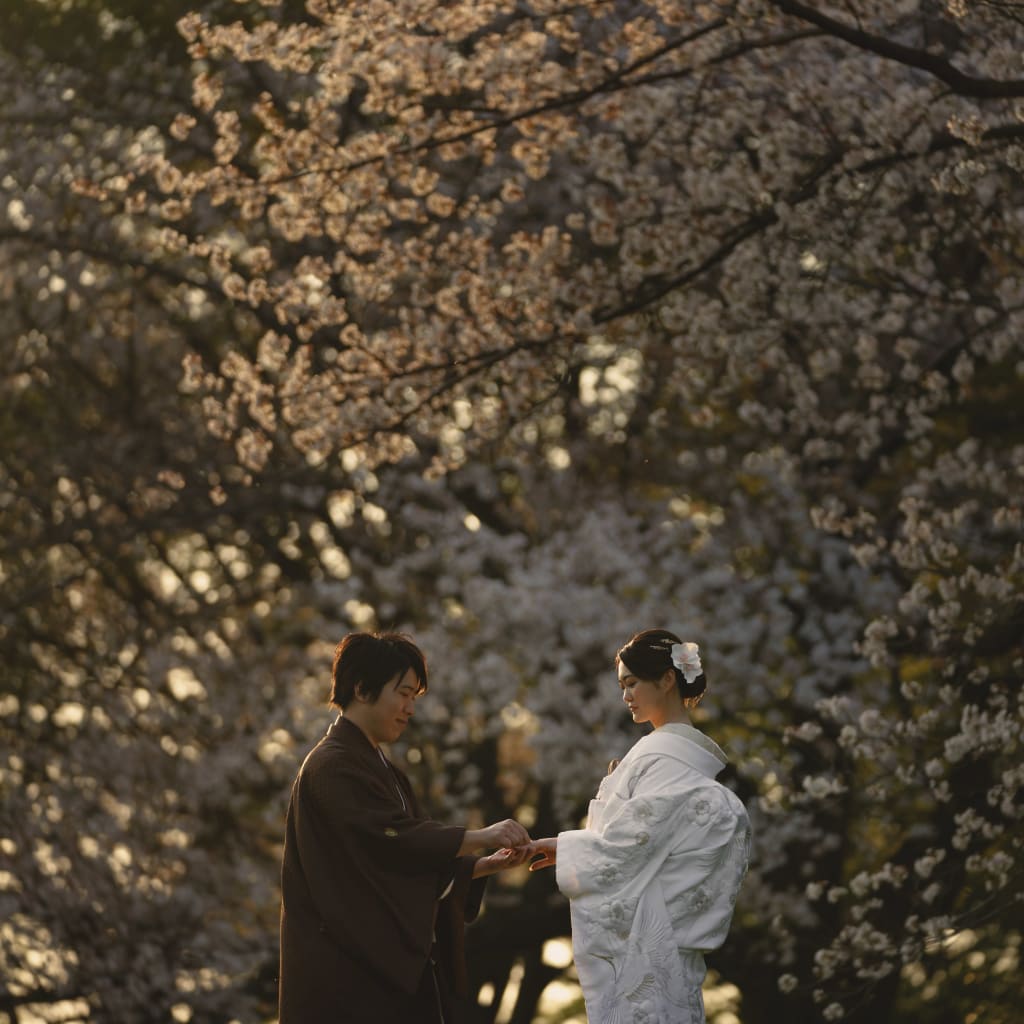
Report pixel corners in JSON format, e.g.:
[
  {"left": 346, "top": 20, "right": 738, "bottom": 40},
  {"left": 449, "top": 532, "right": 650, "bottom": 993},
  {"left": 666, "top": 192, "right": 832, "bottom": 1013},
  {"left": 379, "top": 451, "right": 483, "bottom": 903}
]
[{"left": 2, "top": 0, "right": 1023, "bottom": 1022}]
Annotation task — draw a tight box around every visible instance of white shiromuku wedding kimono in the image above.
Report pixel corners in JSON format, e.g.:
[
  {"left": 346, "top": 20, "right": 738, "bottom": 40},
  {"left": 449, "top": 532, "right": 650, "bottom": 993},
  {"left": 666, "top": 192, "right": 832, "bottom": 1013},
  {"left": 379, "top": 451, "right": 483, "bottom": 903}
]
[{"left": 555, "top": 722, "right": 751, "bottom": 1024}]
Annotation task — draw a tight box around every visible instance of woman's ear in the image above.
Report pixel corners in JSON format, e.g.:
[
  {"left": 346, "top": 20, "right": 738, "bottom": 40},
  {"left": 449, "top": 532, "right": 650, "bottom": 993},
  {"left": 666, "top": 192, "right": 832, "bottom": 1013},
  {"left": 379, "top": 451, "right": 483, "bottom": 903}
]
[{"left": 660, "top": 668, "right": 677, "bottom": 693}]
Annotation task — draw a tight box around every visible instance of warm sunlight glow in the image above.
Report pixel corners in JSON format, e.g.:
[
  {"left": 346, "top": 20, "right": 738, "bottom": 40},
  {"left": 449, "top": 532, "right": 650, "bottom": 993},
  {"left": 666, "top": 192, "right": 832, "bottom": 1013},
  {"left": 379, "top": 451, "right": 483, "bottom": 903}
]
[
  {"left": 494, "top": 959, "right": 523, "bottom": 1024},
  {"left": 537, "top": 978, "right": 583, "bottom": 1019},
  {"left": 167, "top": 667, "right": 207, "bottom": 702},
  {"left": 541, "top": 937, "right": 573, "bottom": 969}
]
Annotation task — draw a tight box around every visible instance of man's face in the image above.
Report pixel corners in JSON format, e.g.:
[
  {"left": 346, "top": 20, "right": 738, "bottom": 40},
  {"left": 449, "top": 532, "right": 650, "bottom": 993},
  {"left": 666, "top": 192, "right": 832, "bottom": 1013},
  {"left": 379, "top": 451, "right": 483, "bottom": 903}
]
[{"left": 360, "top": 667, "right": 422, "bottom": 745}]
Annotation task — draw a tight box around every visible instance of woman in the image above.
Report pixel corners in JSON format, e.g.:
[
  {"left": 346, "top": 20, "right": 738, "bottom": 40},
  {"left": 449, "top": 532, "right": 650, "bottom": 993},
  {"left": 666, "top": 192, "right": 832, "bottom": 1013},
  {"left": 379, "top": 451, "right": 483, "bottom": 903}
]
[{"left": 527, "top": 629, "right": 751, "bottom": 1024}]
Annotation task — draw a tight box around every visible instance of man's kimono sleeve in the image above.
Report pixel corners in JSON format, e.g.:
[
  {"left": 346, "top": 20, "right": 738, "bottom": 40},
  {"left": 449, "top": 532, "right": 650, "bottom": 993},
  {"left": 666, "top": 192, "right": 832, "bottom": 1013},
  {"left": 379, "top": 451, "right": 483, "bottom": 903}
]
[
  {"left": 436, "top": 853, "right": 487, "bottom": 997},
  {"left": 302, "top": 755, "right": 463, "bottom": 871},
  {"left": 291, "top": 749, "right": 466, "bottom": 991}
]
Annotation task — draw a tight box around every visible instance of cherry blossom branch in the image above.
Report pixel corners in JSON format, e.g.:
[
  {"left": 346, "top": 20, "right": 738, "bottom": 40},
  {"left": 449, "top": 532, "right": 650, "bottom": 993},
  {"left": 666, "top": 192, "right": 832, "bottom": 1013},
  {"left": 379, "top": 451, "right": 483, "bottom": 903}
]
[
  {"left": 767, "top": 0, "right": 1024, "bottom": 97},
  {"left": 593, "top": 119, "right": 1024, "bottom": 325},
  {"left": 259, "top": 17, "right": 730, "bottom": 185}
]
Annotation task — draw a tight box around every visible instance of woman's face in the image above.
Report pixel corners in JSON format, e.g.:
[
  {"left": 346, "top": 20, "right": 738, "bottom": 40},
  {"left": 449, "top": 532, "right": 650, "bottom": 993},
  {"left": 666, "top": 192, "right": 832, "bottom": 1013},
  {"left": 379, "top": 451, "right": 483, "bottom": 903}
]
[{"left": 617, "top": 659, "right": 675, "bottom": 728}]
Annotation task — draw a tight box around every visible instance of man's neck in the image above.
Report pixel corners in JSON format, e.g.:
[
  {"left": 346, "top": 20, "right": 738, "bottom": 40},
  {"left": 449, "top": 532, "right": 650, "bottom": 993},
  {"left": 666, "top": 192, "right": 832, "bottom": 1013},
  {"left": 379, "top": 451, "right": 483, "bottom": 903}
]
[{"left": 340, "top": 709, "right": 380, "bottom": 748}]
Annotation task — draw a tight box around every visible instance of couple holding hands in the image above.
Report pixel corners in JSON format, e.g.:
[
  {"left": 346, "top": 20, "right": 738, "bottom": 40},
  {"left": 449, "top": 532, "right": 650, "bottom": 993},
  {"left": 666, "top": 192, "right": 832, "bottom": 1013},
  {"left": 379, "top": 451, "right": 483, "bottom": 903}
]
[{"left": 278, "top": 629, "right": 750, "bottom": 1024}]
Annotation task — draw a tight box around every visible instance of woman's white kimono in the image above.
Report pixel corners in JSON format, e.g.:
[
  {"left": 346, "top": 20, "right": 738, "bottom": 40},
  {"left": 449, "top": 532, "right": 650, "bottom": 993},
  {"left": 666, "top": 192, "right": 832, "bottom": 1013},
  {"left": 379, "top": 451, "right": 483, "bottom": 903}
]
[{"left": 555, "top": 723, "right": 751, "bottom": 1024}]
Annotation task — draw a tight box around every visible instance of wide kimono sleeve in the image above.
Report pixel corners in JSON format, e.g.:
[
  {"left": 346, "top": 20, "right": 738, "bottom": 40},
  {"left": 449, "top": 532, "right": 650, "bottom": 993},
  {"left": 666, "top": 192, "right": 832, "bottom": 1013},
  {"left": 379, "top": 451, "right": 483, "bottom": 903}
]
[
  {"left": 287, "top": 743, "right": 467, "bottom": 992},
  {"left": 554, "top": 754, "right": 749, "bottom": 1022},
  {"left": 555, "top": 754, "right": 740, "bottom": 905}
]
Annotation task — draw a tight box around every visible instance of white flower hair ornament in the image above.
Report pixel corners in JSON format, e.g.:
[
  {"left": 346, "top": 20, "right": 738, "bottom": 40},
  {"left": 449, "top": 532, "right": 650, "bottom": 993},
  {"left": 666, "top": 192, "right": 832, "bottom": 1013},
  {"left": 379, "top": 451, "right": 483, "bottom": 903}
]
[{"left": 670, "top": 642, "right": 702, "bottom": 686}]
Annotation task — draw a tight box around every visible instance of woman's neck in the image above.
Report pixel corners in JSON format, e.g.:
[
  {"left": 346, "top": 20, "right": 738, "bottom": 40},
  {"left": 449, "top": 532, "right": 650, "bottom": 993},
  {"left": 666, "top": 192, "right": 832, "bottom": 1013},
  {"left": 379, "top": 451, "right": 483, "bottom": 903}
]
[{"left": 651, "top": 704, "right": 691, "bottom": 729}]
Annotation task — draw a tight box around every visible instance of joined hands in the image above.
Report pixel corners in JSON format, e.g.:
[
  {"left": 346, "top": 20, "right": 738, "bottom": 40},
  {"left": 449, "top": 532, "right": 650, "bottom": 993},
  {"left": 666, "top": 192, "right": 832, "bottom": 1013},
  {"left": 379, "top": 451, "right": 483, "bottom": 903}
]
[
  {"left": 463, "top": 819, "right": 561, "bottom": 877},
  {"left": 462, "top": 819, "right": 558, "bottom": 876}
]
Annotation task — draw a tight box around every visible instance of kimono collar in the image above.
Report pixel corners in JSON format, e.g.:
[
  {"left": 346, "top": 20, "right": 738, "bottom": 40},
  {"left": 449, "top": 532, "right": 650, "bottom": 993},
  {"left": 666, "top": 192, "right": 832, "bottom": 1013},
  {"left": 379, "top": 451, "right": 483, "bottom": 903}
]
[
  {"left": 326, "top": 714, "right": 378, "bottom": 756},
  {"left": 324, "top": 715, "right": 410, "bottom": 807},
  {"left": 641, "top": 722, "right": 728, "bottom": 779}
]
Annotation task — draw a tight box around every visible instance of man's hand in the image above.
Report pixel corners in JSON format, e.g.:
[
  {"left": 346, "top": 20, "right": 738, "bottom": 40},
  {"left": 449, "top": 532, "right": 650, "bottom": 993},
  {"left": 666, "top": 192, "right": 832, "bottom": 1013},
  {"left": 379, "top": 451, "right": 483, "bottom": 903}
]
[
  {"left": 460, "top": 818, "right": 531, "bottom": 854},
  {"left": 481, "top": 818, "right": 531, "bottom": 849},
  {"left": 472, "top": 845, "right": 533, "bottom": 878}
]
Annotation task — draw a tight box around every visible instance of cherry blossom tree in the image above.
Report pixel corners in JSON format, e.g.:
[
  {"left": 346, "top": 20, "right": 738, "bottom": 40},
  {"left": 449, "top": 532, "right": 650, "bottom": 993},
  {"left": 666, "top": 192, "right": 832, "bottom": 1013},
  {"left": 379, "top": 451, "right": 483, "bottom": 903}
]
[
  {"left": 4, "top": 0, "right": 1023, "bottom": 1021},
  {"left": 132, "top": 0, "right": 1022, "bottom": 1014}
]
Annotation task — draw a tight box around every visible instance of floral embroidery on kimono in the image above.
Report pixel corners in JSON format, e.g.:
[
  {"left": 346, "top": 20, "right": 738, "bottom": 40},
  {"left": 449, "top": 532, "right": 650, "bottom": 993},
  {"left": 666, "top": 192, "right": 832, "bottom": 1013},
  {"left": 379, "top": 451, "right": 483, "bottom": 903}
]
[{"left": 555, "top": 723, "right": 751, "bottom": 1024}]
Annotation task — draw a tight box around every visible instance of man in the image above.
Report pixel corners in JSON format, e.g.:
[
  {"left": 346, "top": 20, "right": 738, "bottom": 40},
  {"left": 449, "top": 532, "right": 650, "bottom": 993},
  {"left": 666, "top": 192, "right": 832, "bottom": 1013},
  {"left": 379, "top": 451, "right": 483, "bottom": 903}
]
[{"left": 278, "top": 631, "right": 530, "bottom": 1023}]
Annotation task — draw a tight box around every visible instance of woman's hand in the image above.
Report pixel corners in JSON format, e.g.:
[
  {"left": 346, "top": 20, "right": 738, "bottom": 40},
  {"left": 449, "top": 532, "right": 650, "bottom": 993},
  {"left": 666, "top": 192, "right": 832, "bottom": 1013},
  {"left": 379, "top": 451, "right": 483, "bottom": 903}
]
[
  {"left": 473, "top": 845, "right": 533, "bottom": 878},
  {"left": 525, "top": 837, "right": 557, "bottom": 872}
]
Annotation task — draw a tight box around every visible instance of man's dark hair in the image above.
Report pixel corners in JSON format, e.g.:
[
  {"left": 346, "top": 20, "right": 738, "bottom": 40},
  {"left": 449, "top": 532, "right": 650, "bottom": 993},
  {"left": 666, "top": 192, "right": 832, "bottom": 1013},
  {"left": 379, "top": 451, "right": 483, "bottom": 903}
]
[{"left": 329, "top": 632, "right": 428, "bottom": 710}]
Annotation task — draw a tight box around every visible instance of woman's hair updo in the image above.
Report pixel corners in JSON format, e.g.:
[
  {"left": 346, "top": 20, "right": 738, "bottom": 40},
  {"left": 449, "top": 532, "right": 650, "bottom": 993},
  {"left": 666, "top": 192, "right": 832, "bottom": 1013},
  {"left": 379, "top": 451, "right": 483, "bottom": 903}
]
[{"left": 616, "top": 628, "right": 708, "bottom": 707}]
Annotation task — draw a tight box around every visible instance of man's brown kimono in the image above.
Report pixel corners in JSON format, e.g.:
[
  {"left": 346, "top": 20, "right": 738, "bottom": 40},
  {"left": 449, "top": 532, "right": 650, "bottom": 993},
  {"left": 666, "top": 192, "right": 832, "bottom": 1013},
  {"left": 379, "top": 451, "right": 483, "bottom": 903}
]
[{"left": 278, "top": 716, "right": 485, "bottom": 1023}]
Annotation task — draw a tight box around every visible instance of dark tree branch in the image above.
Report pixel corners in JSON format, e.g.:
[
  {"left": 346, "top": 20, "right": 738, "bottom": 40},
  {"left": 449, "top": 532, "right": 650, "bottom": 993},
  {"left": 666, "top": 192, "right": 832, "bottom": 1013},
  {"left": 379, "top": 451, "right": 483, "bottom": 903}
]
[
  {"left": 593, "top": 118, "right": 1024, "bottom": 325},
  {"left": 261, "top": 17, "right": 731, "bottom": 185},
  {"left": 768, "top": 0, "right": 1024, "bottom": 97}
]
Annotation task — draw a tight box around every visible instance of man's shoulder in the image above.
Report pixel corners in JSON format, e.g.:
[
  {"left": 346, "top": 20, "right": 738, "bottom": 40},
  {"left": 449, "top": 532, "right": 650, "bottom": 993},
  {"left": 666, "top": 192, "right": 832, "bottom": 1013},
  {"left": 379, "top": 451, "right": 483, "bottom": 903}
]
[
  {"left": 300, "top": 724, "right": 376, "bottom": 778},
  {"left": 302, "top": 735, "right": 349, "bottom": 768}
]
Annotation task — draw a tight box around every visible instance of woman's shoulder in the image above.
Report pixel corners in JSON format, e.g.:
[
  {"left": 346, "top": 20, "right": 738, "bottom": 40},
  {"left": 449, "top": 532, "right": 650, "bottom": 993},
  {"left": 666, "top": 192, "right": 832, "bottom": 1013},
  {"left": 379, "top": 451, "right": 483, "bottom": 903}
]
[
  {"left": 625, "top": 745, "right": 749, "bottom": 819},
  {"left": 626, "top": 726, "right": 727, "bottom": 777}
]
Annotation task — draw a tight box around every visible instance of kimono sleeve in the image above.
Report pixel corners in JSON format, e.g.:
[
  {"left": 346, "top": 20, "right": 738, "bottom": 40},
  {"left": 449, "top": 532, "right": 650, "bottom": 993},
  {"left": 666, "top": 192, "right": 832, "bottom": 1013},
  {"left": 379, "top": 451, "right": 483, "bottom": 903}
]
[
  {"left": 555, "top": 755, "right": 738, "bottom": 902},
  {"left": 287, "top": 745, "right": 470, "bottom": 993},
  {"left": 301, "top": 750, "right": 464, "bottom": 875},
  {"left": 436, "top": 854, "right": 489, "bottom": 997}
]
